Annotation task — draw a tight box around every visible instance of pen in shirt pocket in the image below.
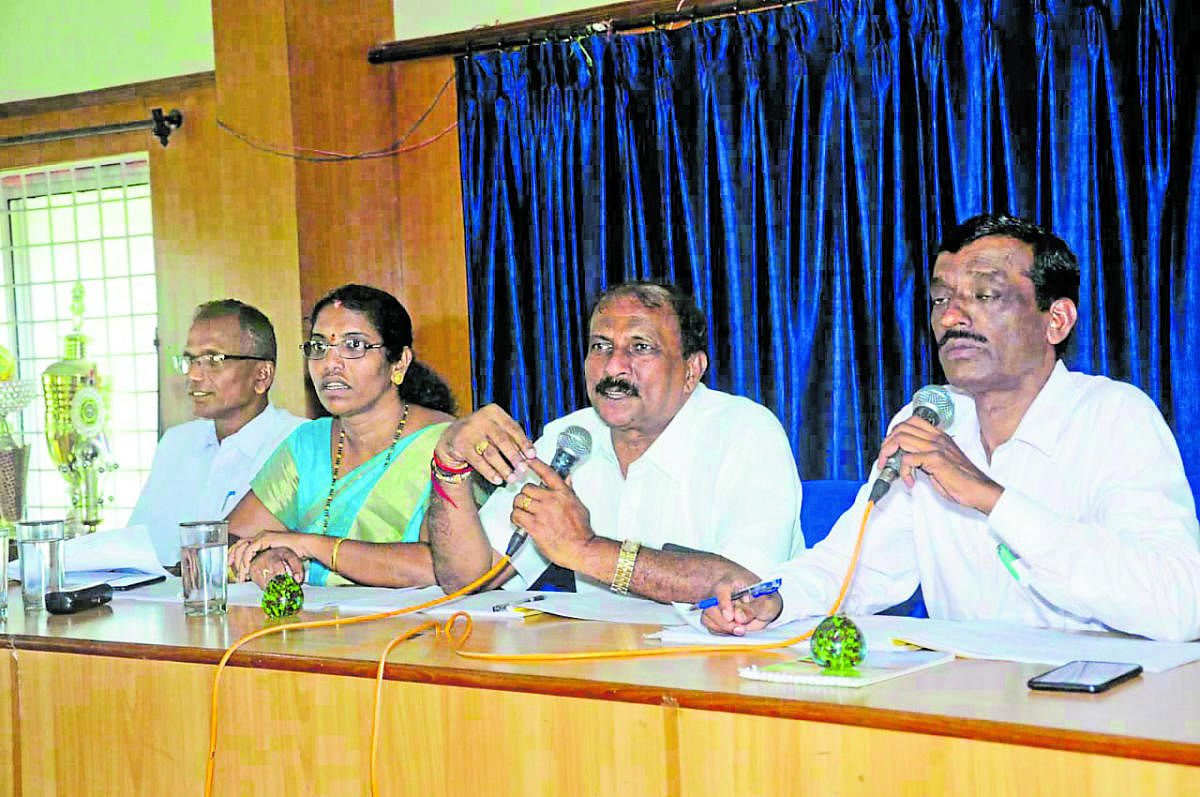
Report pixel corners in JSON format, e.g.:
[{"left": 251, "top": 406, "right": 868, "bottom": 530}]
[{"left": 220, "top": 489, "right": 237, "bottom": 513}]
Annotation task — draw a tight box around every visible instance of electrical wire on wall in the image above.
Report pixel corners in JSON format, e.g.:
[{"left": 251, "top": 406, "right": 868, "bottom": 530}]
[{"left": 215, "top": 71, "right": 457, "bottom": 162}]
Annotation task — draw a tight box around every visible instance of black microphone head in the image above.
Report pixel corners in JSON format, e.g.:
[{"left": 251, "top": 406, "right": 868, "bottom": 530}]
[
  {"left": 911, "top": 385, "right": 954, "bottom": 429},
  {"left": 549, "top": 425, "right": 592, "bottom": 478}
]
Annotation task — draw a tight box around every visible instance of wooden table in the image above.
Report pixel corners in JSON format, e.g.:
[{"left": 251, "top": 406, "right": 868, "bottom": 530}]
[{"left": 2, "top": 588, "right": 1199, "bottom": 796}]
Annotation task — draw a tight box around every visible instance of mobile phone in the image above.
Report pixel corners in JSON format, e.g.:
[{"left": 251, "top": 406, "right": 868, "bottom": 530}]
[
  {"left": 1027, "top": 660, "right": 1143, "bottom": 693},
  {"left": 107, "top": 573, "right": 167, "bottom": 591},
  {"left": 46, "top": 583, "right": 114, "bottom": 615}
]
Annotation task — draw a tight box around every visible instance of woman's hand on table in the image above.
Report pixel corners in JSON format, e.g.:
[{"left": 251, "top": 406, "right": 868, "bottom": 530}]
[{"left": 229, "top": 531, "right": 309, "bottom": 584}]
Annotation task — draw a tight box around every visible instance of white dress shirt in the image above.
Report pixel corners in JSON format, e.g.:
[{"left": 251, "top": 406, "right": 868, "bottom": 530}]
[
  {"left": 129, "top": 404, "right": 305, "bottom": 564},
  {"left": 772, "top": 362, "right": 1200, "bottom": 641},
  {"left": 481, "top": 383, "right": 804, "bottom": 593}
]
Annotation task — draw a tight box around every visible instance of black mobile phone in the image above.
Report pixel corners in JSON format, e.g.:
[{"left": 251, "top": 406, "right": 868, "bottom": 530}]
[
  {"left": 107, "top": 573, "right": 167, "bottom": 591},
  {"left": 1027, "top": 660, "right": 1143, "bottom": 693},
  {"left": 46, "top": 583, "right": 114, "bottom": 615}
]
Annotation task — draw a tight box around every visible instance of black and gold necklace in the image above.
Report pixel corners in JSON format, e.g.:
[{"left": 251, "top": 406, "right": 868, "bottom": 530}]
[{"left": 319, "top": 401, "right": 409, "bottom": 535}]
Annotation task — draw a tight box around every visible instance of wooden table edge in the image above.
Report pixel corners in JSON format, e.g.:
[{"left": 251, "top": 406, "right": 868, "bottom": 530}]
[{"left": 8, "top": 631, "right": 1199, "bottom": 768}]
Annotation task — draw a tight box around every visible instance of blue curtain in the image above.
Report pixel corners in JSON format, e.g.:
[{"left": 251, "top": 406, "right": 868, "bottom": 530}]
[{"left": 456, "top": 0, "right": 1200, "bottom": 480}]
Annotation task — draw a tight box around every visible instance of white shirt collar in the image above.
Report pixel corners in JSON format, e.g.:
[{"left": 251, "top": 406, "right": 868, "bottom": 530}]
[
  {"left": 948, "top": 361, "right": 1071, "bottom": 460},
  {"left": 631, "top": 382, "right": 708, "bottom": 480},
  {"left": 212, "top": 403, "right": 285, "bottom": 457},
  {"left": 589, "top": 382, "right": 709, "bottom": 481}
]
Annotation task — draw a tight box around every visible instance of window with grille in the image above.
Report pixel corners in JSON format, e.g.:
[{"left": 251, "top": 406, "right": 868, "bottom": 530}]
[{"left": 0, "top": 155, "right": 158, "bottom": 528}]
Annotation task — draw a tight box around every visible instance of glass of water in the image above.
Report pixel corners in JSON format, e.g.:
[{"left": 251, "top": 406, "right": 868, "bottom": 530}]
[
  {"left": 16, "top": 519, "right": 65, "bottom": 611},
  {"left": 179, "top": 520, "right": 228, "bottom": 617}
]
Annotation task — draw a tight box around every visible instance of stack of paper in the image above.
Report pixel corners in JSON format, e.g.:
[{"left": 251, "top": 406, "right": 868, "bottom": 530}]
[{"left": 739, "top": 650, "right": 955, "bottom": 688}]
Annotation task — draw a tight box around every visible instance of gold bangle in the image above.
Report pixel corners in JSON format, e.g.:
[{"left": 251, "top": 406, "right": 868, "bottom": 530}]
[
  {"left": 610, "top": 539, "right": 640, "bottom": 595},
  {"left": 330, "top": 537, "right": 347, "bottom": 573}
]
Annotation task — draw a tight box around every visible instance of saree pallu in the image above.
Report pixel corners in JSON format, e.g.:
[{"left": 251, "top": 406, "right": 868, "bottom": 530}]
[{"left": 252, "top": 418, "right": 450, "bottom": 585}]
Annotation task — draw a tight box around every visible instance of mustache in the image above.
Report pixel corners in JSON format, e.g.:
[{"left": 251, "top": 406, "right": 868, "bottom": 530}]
[
  {"left": 938, "top": 330, "right": 988, "bottom": 348},
  {"left": 594, "top": 376, "right": 639, "bottom": 398}
]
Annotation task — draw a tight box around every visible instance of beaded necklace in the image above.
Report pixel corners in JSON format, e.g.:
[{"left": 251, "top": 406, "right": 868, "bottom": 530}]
[{"left": 319, "top": 401, "right": 409, "bottom": 536}]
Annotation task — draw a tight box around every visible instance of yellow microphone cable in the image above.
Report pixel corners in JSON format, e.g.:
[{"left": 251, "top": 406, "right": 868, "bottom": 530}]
[{"left": 207, "top": 501, "right": 875, "bottom": 797}]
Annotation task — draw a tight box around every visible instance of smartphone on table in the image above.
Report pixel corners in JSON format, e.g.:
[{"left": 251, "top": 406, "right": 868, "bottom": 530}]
[{"left": 1027, "top": 660, "right": 1143, "bottom": 693}]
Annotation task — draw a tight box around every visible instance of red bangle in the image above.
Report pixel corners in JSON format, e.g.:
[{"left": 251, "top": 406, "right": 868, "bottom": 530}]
[{"left": 432, "top": 451, "right": 473, "bottom": 474}]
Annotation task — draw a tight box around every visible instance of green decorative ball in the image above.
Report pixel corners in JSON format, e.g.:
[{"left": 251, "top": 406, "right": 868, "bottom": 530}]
[
  {"left": 810, "top": 615, "right": 866, "bottom": 673},
  {"left": 261, "top": 574, "right": 305, "bottom": 618}
]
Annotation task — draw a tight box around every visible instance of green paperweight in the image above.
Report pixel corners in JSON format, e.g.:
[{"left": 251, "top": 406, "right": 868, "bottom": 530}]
[
  {"left": 810, "top": 615, "right": 866, "bottom": 675},
  {"left": 261, "top": 574, "right": 304, "bottom": 618}
]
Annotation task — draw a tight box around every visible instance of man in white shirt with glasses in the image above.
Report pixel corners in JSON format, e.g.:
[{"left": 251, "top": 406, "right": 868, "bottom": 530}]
[
  {"left": 703, "top": 214, "right": 1200, "bottom": 642},
  {"left": 130, "top": 300, "right": 304, "bottom": 565}
]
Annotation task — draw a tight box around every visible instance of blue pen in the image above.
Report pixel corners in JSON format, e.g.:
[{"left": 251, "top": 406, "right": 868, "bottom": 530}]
[
  {"left": 692, "top": 577, "right": 782, "bottom": 611},
  {"left": 220, "top": 490, "right": 236, "bottom": 513}
]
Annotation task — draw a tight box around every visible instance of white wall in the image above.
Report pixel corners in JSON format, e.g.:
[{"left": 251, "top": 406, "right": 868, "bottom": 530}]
[
  {"left": 393, "top": 0, "right": 622, "bottom": 41},
  {"left": 0, "top": 1, "right": 619, "bottom": 104},
  {"left": 1, "top": 0, "right": 216, "bottom": 104}
]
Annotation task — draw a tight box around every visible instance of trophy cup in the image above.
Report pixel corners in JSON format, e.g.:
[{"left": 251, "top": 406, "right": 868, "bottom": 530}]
[{"left": 42, "top": 282, "right": 116, "bottom": 536}]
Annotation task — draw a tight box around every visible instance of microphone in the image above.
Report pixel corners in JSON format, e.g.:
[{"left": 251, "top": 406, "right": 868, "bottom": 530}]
[
  {"left": 867, "top": 385, "right": 955, "bottom": 503},
  {"left": 505, "top": 425, "right": 593, "bottom": 557}
]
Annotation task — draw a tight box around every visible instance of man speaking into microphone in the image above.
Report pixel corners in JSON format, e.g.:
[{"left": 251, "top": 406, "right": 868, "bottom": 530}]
[
  {"left": 704, "top": 214, "right": 1200, "bottom": 641},
  {"left": 426, "top": 281, "right": 801, "bottom": 601}
]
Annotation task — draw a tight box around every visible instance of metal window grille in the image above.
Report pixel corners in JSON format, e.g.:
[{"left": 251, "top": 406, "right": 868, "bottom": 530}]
[{"left": 0, "top": 155, "right": 158, "bottom": 527}]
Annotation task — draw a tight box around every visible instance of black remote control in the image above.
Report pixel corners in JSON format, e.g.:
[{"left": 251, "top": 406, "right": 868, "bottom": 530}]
[{"left": 45, "top": 583, "right": 114, "bottom": 615}]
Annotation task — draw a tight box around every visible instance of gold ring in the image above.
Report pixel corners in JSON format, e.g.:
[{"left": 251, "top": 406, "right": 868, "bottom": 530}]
[
  {"left": 518, "top": 494, "right": 533, "bottom": 511},
  {"left": 474, "top": 440, "right": 491, "bottom": 455}
]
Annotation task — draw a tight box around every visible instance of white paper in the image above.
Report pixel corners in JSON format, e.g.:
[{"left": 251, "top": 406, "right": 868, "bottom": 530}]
[
  {"left": 878, "top": 617, "right": 1200, "bottom": 673},
  {"left": 12, "top": 525, "right": 169, "bottom": 582},
  {"left": 328, "top": 584, "right": 445, "bottom": 614},
  {"left": 534, "top": 593, "right": 686, "bottom": 625},
  {"left": 656, "top": 615, "right": 1200, "bottom": 672},
  {"left": 418, "top": 589, "right": 548, "bottom": 618},
  {"left": 655, "top": 615, "right": 901, "bottom": 650}
]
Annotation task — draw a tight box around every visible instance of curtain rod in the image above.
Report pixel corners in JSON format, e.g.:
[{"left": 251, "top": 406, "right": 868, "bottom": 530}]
[
  {"left": 368, "top": 0, "right": 796, "bottom": 64},
  {"left": 0, "top": 108, "right": 183, "bottom": 149}
]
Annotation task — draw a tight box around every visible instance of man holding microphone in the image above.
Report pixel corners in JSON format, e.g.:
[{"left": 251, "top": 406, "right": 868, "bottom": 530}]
[{"left": 704, "top": 214, "right": 1200, "bottom": 642}]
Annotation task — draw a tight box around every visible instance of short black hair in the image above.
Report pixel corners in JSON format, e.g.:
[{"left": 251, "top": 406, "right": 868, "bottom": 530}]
[
  {"left": 309, "top": 284, "right": 457, "bottom": 414},
  {"left": 937, "top": 213, "right": 1080, "bottom": 355},
  {"left": 193, "top": 299, "right": 277, "bottom": 360},
  {"left": 591, "top": 281, "right": 708, "bottom": 359}
]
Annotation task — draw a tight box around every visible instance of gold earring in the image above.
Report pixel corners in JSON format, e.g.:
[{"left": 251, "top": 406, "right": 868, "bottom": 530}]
[{"left": 392, "top": 371, "right": 404, "bottom": 386}]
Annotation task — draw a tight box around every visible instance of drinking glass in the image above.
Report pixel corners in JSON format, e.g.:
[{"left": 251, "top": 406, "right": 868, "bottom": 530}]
[
  {"left": 179, "top": 520, "right": 228, "bottom": 616},
  {"left": 17, "top": 519, "right": 65, "bottom": 611}
]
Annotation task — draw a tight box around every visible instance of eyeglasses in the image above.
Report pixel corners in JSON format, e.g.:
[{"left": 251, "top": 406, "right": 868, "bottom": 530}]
[
  {"left": 172, "top": 353, "right": 270, "bottom": 375},
  {"left": 300, "top": 338, "right": 385, "bottom": 360}
]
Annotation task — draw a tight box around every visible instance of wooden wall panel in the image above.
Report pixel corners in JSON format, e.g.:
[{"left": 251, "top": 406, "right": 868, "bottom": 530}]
[
  {"left": 286, "top": 0, "right": 401, "bottom": 311},
  {"left": 209, "top": 0, "right": 307, "bottom": 422},
  {"left": 391, "top": 56, "right": 473, "bottom": 410}
]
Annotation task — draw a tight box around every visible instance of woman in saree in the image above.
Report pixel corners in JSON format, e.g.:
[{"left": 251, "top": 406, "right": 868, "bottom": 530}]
[{"left": 226, "top": 284, "right": 456, "bottom": 587}]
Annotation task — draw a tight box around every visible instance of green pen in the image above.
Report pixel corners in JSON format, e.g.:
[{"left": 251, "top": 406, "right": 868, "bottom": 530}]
[{"left": 996, "top": 543, "right": 1023, "bottom": 583}]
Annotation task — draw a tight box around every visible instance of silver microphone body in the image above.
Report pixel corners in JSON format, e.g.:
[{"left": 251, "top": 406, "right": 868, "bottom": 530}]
[
  {"left": 505, "top": 425, "right": 592, "bottom": 557},
  {"left": 868, "top": 386, "right": 955, "bottom": 503}
]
